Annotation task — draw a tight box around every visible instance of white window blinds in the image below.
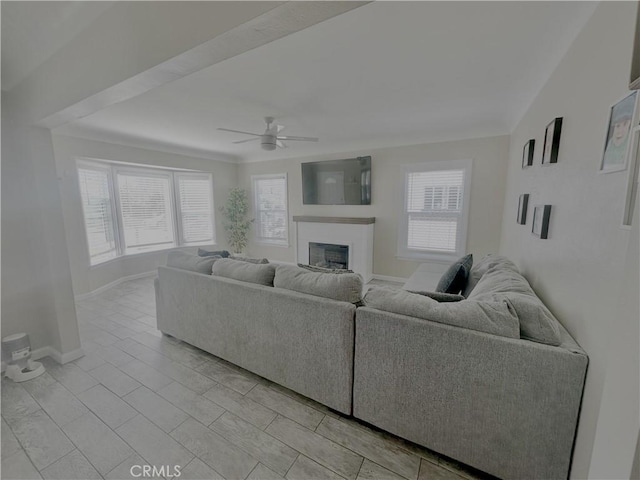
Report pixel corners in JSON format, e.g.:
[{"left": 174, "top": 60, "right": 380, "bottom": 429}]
[
  {"left": 399, "top": 161, "right": 471, "bottom": 260},
  {"left": 78, "top": 167, "right": 117, "bottom": 264},
  {"left": 78, "top": 160, "right": 216, "bottom": 265},
  {"left": 176, "top": 173, "right": 215, "bottom": 244},
  {"left": 253, "top": 174, "right": 288, "bottom": 245},
  {"left": 117, "top": 172, "right": 175, "bottom": 253}
]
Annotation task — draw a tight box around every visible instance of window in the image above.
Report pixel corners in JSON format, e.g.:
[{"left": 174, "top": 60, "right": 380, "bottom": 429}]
[
  {"left": 77, "top": 165, "right": 118, "bottom": 264},
  {"left": 117, "top": 171, "right": 175, "bottom": 254},
  {"left": 252, "top": 174, "right": 288, "bottom": 245},
  {"left": 175, "top": 173, "right": 215, "bottom": 244},
  {"left": 77, "top": 160, "right": 215, "bottom": 265},
  {"left": 398, "top": 160, "right": 472, "bottom": 261}
]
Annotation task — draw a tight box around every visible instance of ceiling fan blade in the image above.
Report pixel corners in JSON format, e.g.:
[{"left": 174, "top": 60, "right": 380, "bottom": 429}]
[
  {"left": 276, "top": 125, "right": 285, "bottom": 133},
  {"left": 276, "top": 135, "right": 319, "bottom": 142},
  {"left": 217, "top": 128, "right": 261, "bottom": 136},
  {"left": 233, "top": 137, "right": 260, "bottom": 144},
  {"left": 276, "top": 140, "right": 288, "bottom": 149}
]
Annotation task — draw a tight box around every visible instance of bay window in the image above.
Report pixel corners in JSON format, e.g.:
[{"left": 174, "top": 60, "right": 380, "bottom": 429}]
[{"left": 77, "top": 159, "right": 215, "bottom": 265}]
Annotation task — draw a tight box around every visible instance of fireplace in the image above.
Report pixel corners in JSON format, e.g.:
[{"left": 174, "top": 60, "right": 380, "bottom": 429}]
[
  {"left": 294, "top": 216, "right": 375, "bottom": 282},
  {"left": 309, "top": 242, "right": 349, "bottom": 270}
]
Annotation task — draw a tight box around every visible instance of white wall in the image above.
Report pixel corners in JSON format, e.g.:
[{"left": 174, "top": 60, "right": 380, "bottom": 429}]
[
  {"left": 238, "top": 135, "right": 509, "bottom": 279},
  {"left": 2, "top": 94, "right": 80, "bottom": 357},
  {"left": 498, "top": 3, "right": 639, "bottom": 478},
  {"left": 52, "top": 135, "right": 238, "bottom": 295}
]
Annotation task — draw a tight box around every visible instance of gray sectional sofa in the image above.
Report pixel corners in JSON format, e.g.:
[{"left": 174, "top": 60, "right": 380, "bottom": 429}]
[
  {"left": 155, "top": 261, "right": 357, "bottom": 414},
  {"left": 155, "top": 254, "right": 588, "bottom": 479}
]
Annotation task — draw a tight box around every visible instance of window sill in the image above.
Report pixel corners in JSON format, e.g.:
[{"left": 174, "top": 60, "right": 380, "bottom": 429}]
[
  {"left": 255, "top": 241, "right": 290, "bottom": 248},
  {"left": 396, "top": 252, "right": 460, "bottom": 264},
  {"left": 89, "top": 243, "right": 218, "bottom": 269}
]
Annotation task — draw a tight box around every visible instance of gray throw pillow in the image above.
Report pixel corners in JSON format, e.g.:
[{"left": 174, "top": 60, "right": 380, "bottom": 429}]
[
  {"left": 167, "top": 251, "right": 219, "bottom": 274},
  {"left": 436, "top": 254, "right": 473, "bottom": 294},
  {"left": 297, "top": 263, "right": 354, "bottom": 274},
  {"left": 407, "top": 290, "right": 465, "bottom": 302},
  {"left": 198, "top": 248, "right": 230, "bottom": 258},
  {"left": 212, "top": 258, "right": 275, "bottom": 286},
  {"left": 230, "top": 255, "right": 269, "bottom": 264},
  {"left": 363, "top": 286, "right": 519, "bottom": 339},
  {"left": 274, "top": 264, "right": 363, "bottom": 304}
]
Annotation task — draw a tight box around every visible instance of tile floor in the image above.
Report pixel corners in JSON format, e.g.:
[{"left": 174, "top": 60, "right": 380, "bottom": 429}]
[{"left": 2, "top": 276, "right": 490, "bottom": 480}]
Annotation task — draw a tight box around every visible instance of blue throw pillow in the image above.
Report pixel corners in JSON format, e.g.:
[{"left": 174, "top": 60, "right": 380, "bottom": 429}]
[
  {"left": 198, "top": 248, "right": 230, "bottom": 258},
  {"left": 436, "top": 254, "right": 473, "bottom": 294}
]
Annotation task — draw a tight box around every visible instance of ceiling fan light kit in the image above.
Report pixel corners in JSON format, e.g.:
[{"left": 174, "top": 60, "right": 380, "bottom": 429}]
[
  {"left": 262, "top": 134, "right": 277, "bottom": 151},
  {"left": 218, "top": 117, "right": 319, "bottom": 151}
]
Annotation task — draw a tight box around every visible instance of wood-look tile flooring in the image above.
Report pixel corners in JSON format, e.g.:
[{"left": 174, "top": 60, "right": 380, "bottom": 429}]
[{"left": 2, "top": 276, "right": 489, "bottom": 480}]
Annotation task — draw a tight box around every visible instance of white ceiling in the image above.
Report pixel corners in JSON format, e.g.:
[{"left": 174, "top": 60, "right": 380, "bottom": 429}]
[
  {"left": 48, "top": 2, "right": 596, "bottom": 162},
  {"left": 1, "top": 1, "right": 114, "bottom": 91}
]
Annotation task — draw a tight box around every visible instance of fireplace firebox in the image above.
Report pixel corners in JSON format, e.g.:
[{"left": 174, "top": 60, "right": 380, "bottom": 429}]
[{"left": 309, "top": 242, "right": 349, "bottom": 270}]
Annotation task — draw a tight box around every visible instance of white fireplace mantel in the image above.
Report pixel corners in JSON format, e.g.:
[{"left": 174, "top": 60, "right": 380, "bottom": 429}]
[{"left": 293, "top": 216, "right": 375, "bottom": 282}]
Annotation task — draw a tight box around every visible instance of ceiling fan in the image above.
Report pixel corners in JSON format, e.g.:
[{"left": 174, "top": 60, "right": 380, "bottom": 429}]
[{"left": 218, "top": 117, "right": 319, "bottom": 151}]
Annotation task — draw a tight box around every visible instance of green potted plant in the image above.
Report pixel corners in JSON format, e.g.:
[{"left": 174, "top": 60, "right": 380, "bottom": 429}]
[{"left": 220, "top": 188, "right": 254, "bottom": 254}]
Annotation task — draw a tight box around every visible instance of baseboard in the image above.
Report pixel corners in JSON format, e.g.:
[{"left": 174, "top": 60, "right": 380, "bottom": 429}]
[
  {"left": 48, "top": 347, "right": 85, "bottom": 364},
  {"left": 75, "top": 270, "right": 156, "bottom": 301},
  {"left": 1, "top": 346, "right": 84, "bottom": 372},
  {"left": 371, "top": 274, "right": 407, "bottom": 284}
]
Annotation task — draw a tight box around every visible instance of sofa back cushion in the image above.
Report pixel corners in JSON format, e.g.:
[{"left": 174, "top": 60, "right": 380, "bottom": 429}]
[
  {"left": 363, "top": 286, "right": 520, "bottom": 339},
  {"left": 297, "top": 264, "right": 354, "bottom": 274},
  {"left": 463, "top": 254, "right": 519, "bottom": 297},
  {"left": 212, "top": 258, "right": 275, "bottom": 286},
  {"left": 468, "top": 265, "right": 562, "bottom": 346},
  {"left": 167, "top": 251, "right": 219, "bottom": 274},
  {"left": 274, "top": 264, "right": 363, "bottom": 304},
  {"left": 230, "top": 255, "right": 270, "bottom": 264}
]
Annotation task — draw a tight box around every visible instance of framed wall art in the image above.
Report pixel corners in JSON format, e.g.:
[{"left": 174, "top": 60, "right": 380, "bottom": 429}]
[
  {"left": 542, "top": 117, "right": 563, "bottom": 165},
  {"left": 600, "top": 91, "right": 638, "bottom": 173},
  {"left": 522, "top": 139, "right": 535, "bottom": 168},
  {"left": 532, "top": 205, "right": 552, "bottom": 239},
  {"left": 517, "top": 194, "right": 529, "bottom": 225}
]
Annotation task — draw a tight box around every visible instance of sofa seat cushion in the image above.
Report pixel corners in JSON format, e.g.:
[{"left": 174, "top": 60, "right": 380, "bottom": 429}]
[
  {"left": 212, "top": 258, "right": 275, "bottom": 286},
  {"left": 274, "top": 265, "right": 363, "bottom": 304},
  {"left": 167, "top": 251, "right": 219, "bottom": 274},
  {"left": 363, "top": 286, "right": 520, "bottom": 339},
  {"left": 468, "top": 266, "right": 561, "bottom": 346},
  {"left": 436, "top": 254, "right": 473, "bottom": 294}
]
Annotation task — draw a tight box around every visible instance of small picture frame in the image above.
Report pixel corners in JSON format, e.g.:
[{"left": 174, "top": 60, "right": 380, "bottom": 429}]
[
  {"left": 600, "top": 91, "right": 638, "bottom": 173},
  {"left": 532, "top": 205, "right": 552, "bottom": 239},
  {"left": 522, "top": 139, "right": 535, "bottom": 168},
  {"left": 517, "top": 194, "right": 529, "bottom": 224},
  {"left": 542, "top": 117, "right": 563, "bottom": 165}
]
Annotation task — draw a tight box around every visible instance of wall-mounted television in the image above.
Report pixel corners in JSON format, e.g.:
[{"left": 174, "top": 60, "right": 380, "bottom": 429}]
[{"left": 302, "top": 156, "right": 371, "bottom": 205}]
